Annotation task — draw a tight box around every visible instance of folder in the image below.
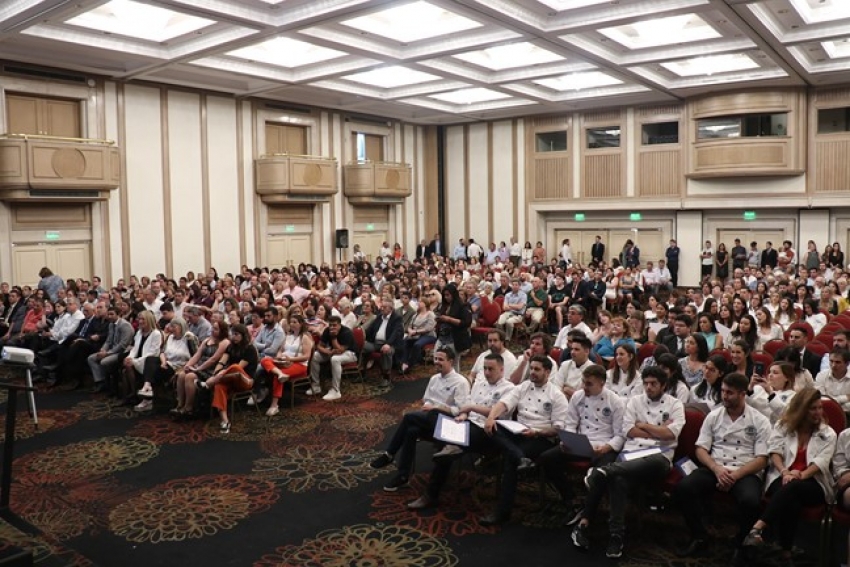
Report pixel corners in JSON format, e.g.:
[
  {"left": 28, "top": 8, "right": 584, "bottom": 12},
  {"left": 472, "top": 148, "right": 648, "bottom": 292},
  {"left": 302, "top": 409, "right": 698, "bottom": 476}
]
[
  {"left": 433, "top": 413, "right": 470, "bottom": 447},
  {"left": 557, "top": 430, "right": 595, "bottom": 459}
]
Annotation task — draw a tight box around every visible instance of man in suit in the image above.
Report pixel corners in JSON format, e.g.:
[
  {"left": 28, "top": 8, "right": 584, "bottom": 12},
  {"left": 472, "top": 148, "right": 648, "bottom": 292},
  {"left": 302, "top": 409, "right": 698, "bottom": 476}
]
[
  {"left": 564, "top": 271, "right": 589, "bottom": 310},
  {"left": 591, "top": 235, "right": 605, "bottom": 266},
  {"left": 87, "top": 304, "right": 135, "bottom": 394},
  {"left": 731, "top": 238, "right": 747, "bottom": 271},
  {"left": 0, "top": 287, "right": 27, "bottom": 347},
  {"left": 666, "top": 239, "right": 681, "bottom": 288},
  {"left": 586, "top": 270, "right": 607, "bottom": 319},
  {"left": 53, "top": 301, "right": 109, "bottom": 388},
  {"left": 415, "top": 239, "right": 428, "bottom": 260},
  {"left": 427, "top": 233, "right": 443, "bottom": 258},
  {"left": 364, "top": 299, "right": 404, "bottom": 388},
  {"left": 761, "top": 241, "right": 778, "bottom": 270},
  {"left": 787, "top": 326, "right": 822, "bottom": 379},
  {"left": 662, "top": 315, "right": 692, "bottom": 358}
]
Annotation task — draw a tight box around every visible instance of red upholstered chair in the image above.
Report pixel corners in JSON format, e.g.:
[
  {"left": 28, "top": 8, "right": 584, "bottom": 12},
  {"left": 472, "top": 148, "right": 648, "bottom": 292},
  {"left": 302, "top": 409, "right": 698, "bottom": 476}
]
[
  {"left": 817, "top": 333, "right": 834, "bottom": 350},
  {"left": 471, "top": 299, "right": 501, "bottom": 347},
  {"left": 822, "top": 397, "right": 846, "bottom": 434},
  {"left": 709, "top": 348, "right": 732, "bottom": 365},
  {"left": 340, "top": 327, "right": 366, "bottom": 383},
  {"left": 494, "top": 295, "right": 505, "bottom": 310},
  {"left": 751, "top": 352, "right": 773, "bottom": 374},
  {"left": 806, "top": 341, "right": 830, "bottom": 360},
  {"left": 763, "top": 339, "right": 788, "bottom": 358},
  {"left": 661, "top": 407, "right": 707, "bottom": 494},
  {"left": 833, "top": 314, "right": 850, "bottom": 329},
  {"left": 637, "top": 341, "right": 657, "bottom": 364},
  {"left": 822, "top": 322, "right": 844, "bottom": 335},
  {"left": 789, "top": 321, "right": 815, "bottom": 342},
  {"left": 549, "top": 348, "right": 562, "bottom": 364}
]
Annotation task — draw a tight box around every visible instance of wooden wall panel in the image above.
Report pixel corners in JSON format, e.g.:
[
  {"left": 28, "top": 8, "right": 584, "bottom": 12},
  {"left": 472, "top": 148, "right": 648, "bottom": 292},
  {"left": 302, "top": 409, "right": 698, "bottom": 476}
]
[
  {"left": 353, "top": 205, "right": 389, "bottom": 224},
  {"left": 638, "top": 151, "right": 681, "bottom": 196},
  {"left": 533, "top": 157, "right": 570, "bottom": 199},
  {"left": 814, "top": 140, "right": 850, "bottom": 192},
  {"left": 12, "top": 202, "right": 90, "bottom": 229},
  {"left": 267, "top": 204, "right": 313, "bottom": 225},
  {"left": 694, "top": 143, "right": 786, "bottom": 169},
  {"left": 583, "top": 154, "right": 622, "bottom": 198},
  {"left": 692, "top": 91, "right": 793, "bottom": 118}
]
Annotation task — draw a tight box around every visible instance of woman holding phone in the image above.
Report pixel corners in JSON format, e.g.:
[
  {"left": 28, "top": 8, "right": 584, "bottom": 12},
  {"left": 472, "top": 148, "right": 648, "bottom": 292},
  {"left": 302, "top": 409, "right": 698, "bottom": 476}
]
[{"left": 747, "top": 362, "right": 797, "bottom": 424}]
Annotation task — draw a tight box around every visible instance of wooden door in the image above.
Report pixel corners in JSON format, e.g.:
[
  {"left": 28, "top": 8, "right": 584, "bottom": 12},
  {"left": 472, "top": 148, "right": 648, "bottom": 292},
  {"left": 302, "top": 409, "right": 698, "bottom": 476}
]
[
  {"left": 12, "top": 242, "right": 91, "bottom": 287},
  {"left": 267, "top": 234, "right": 312, "bottom": 268},
  {"left": 6, "top": 94, "right": 81, "bottom": 137},
  {"left": 265, "top": 123, "right": 307, "bottom": 155},
  {"left": 353, "top": 232, "right": 387, "bottom": 263},
  {"left": 636, "top": 229, "right": 665, "bottom": 266}
]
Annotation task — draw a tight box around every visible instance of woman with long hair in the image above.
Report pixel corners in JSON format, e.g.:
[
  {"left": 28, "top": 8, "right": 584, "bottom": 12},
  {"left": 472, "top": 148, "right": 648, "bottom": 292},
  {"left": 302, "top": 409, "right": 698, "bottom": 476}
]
[
  {"left": 679, "top": 333, "right": 709, "bottom": 387},
  {"left": 747, "top": 362, "right": 797, "bottom": 424},
  {"left": 828, "top": 242, "right": 844, "bottom": 269},
  {"left": 120, "top": 310, "right": 163, "bottom": 406},
  {"left": 755, "top": 307, "right": 783, "bottom": 352},
  {"left": 715, "top": 242, "right": 729, "bottom": 281},
  {"left": 592, "top": 309, "right": 613, "bottom": 345},
  {"left": 804, "top": 299, "right": 827, "bottom": 335},
  {"left": 173, "top": 320, "right": 229, "bottom": 416},
  {"left": 203, "top": 324, "right": 259, "bottom": 434},
  {"left": 627, "top": 310, "right": 648, "bottom": 345},
  {"left": 730, "top": 314, "right": 758, "bottom": 352},
  {"left": 400, "top": 294, "right": 437, "bottom": 373},
  {"left": 819, "top": 286, "right": 838, "bottom": 316},
  {"left": 261, "top": 314, "right": 314, "bottom": 417},
  {"left": 607, "top": 343, "right": 642, "bottom": 399},
  {"left": 717, "top": 303, "right": 736, "bottom": 331},
  {"left": 697, "top": 313, "right": 724, "bottom": 351},
  {"left": 434, "top": 284, "right": 472, "bottom": 369},
  {"left": 689, "top": 354, "right": 726, "bottom": 409},
  {"left": 592, "top": 316, "right": 635, "bottom": 364},
  {"left": 743, "top": 389, "right": 835, "bottom": 565},
  {"left": 794, "top": 284, "right": 810, "bottom": 312},
  {"left": 134, "top": 317, "right": 194, "bottom": 413},
  {"left": 775, "top": 296, "right": 797, "bottom": 331},
  {"left": 521, "top": 241, "right": 533, "bottom": 267},
  {"left": 729, "top": 339, "right": 755, "bottom": 379},
  {"left": 656, "top": 352, "right": 690, "bottom": 403}
]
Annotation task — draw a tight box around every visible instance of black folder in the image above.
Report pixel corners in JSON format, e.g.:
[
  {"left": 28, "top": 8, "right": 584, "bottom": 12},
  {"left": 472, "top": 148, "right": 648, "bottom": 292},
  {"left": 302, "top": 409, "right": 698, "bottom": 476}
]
[{"left": 557, "top": 430, "right": 595, "bottom": 459}]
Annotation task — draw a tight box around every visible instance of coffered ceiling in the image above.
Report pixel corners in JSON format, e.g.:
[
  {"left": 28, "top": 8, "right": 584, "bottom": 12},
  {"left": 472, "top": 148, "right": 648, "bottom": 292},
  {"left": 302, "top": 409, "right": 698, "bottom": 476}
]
[{"left": 0, "top": 0, "right": 848, "bottom": 124}]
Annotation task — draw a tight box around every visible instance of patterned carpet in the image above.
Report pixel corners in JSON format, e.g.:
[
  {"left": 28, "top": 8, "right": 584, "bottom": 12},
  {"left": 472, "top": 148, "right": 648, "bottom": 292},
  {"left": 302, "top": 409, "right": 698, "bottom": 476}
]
[{"left": 0, "top": 359, "right": 833, "bottom": 567}]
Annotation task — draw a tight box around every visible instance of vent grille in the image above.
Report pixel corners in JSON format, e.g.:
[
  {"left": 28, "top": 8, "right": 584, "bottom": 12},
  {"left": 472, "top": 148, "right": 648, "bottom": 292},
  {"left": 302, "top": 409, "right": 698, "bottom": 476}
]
[
  {"left": 3, "top": 63, "right": 89, "bottom": 84},
  {"left": 29, "top": 190, "right": 100, "bottom": 199}
]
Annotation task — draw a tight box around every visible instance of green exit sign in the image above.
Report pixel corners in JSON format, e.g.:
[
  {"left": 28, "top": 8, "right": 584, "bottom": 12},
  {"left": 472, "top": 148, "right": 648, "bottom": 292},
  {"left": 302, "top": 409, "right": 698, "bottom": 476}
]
[
  {"left": 366, "top": 223, "right": 374, "bottom": 231},
  {"left": 45, "top": 231, "right": 60, "bottom": 241},
  {"left": 575, "top": 213, "right": 586, "bottom": 222},
  {"left": 743, "top": 211, "right": 756, "bottom": 221},
  {"left": 285, "top": 225, "right": 295, "bottom": 233},
  {"left": 629, "top": 212, "right": 642, "bottom": 222}
]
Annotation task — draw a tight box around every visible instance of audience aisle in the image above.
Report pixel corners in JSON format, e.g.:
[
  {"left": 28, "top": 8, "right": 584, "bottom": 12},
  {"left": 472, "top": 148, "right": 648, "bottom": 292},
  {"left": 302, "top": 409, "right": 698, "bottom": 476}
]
[{"left": 0, "top": 362, "right": 827, "bottom": 567}]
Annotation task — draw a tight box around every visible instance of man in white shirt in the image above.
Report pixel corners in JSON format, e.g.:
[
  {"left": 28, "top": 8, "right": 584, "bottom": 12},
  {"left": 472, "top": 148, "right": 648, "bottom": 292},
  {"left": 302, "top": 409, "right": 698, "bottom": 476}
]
[
  {"left": 406, "top": 353, "right": 515, "bottom": 510},
  {"left": 481, "top": 356, "right": 569, "bottom": 525},
  {"left": 142, "top": 289, "right": 163, "bottom": 320},
  {"left": 497, "top": 279, "right": 527, "bottom": 342},
  {"left": 571, "top": 366, "right": 684, "bottom": 559},
  {"left": 466, "top": 239, "right": 483, "bottom": 262},
  {"left": 553, "top": 335, "right": 594, "bottom": 399},
  {"left": 820, "top": 330, "right": 849, "bottom": 373},
  {"left": 815, "top": 349, "right": 850, "bottom": 411},
  {"left": 509, "top": 332, "right": 557, "bottom": 384},
  {"left": 539, "top": 364, "right": 625, "bottom": 521},
  {"left": 468, "top": 329, "right": 517, "bottom": 386},
  {"left": 452, "top": 238, "right": 467, "bottom": 261},
  {"left": 553, "top": 305, "right": 593, "bottom": 350},
  {"left": 509, "top": 237, "right": 522, "bottom": 267},
  {"left": 672, "top": 372, "right": 771, "bottom": 563},
  {"left": 370, "top": 346, "right": 470, "bottom": 491},
  {"left": 656, "top": 260, "right": 672, "bottom": 291},
  {"left": 640, "top": 261, "right": 659, "bottom": 296}
]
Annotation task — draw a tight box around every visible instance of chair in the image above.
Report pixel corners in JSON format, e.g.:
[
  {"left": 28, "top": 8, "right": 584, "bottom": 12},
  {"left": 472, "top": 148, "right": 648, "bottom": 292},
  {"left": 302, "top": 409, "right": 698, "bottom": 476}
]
[
  {"left": 817, "top": 333, "right": 834, "bottom": 350},
  {"left": 285, "top": 368, "right": 310, "bottom": 409},
  {"left": 549, "top": 348, "right": 562, "bottom": 364},
  {"left": 822, "top": 397, "right": 846, "bottom": 434},
  {"left": 751, "top": 352, "right": 773, "bottom": 373},
  {"left": 340, "top": 327, "right": 366, "bottom": 383},
  {"left": 471, "top": 299, "right": 501, "bottom": 347},
  {"left": 637, "top": 341, "right": 657, "bottom": 364},
  {"left": 661, "top": 407, "right": 707, "bottom": 493},
  {"left": 806, "top": 341, "right": 830, "bottom": 360},
  {"left": 833, "top": 314, "right": 850, "bottom": 329},
  {"left": 227, "top": 390, "right": 262, "bottom": 425},
  {"left": 763, "top": 339, "right": 788, "bottom": 358},
  {"left": 709, "top": 348, "right": 732, "bottom": 365},
  {"left": 822, "top": 322, "right": 844, "bottom": 335}
]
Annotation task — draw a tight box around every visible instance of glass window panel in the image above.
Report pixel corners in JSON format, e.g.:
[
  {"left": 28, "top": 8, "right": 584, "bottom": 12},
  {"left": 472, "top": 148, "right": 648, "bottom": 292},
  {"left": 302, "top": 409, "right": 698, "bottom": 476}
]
[
  {"left": 817, "top": 107, "right": 850, "bottom": 134},
  {"left": 586, "top": 126, "right": 620, "bottom": 148},
  {"left": 641, "top": 121, "right": 679, "bottom": 145},
  {"left": 536, "top": 131, "right": 568, "bottom": 152},
  {"left": 697, "top": 113, "right": 788, "bottom": 139}
]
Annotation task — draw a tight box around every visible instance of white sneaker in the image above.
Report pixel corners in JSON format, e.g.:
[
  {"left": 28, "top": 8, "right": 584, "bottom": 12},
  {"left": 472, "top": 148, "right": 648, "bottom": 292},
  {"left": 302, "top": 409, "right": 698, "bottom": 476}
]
[
  {"left": 433, "top": 445, "right": 463, "bottom": 459},
  {"left": 255, "top": 388, "right": 269, "bottom": 404},
  {"left": 305, "top": 387, "right": 321, "bottom": 396},
  {"left": 322, "top": 389, "right": 341, "bottom": 401},
  {"left": 134, "top": 399, "right": 153, "bottom": 412},
  {"left": 247, "top": 396, "right": 256, "bottom": 406}
]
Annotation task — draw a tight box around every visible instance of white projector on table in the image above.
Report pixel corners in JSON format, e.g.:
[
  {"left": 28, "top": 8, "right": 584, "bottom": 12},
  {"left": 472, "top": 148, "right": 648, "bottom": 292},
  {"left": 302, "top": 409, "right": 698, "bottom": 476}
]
[{"left": 1, "top": 346, "right": 34, "bottom": 365}]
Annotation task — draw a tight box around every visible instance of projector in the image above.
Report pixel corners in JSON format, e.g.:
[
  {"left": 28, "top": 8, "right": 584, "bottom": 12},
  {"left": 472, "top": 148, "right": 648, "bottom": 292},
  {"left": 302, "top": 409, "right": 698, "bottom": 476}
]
[{"left": 1, "top": 346, "right": 34, "bottom": 365}]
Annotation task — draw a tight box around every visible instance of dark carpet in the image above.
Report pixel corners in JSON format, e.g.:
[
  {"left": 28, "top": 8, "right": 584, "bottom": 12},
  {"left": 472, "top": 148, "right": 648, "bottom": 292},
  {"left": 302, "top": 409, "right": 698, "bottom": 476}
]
[{"left": 0, "top": 359, "right": 834, "bottom": 567}]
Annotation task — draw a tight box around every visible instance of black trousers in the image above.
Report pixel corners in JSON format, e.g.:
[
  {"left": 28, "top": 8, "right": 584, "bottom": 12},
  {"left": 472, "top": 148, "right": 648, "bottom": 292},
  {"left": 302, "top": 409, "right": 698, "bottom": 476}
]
[
  {"left": 385, "top": 409, "right": 442, "bottom": 478},
  {"left": 426, "top": 422, "right": 496, "bottom": 500},
  {"left": 761, "top": 476, "right": 824, "bottom": 551},
  {"left": 489, "top": 430, "right": 556, "bottom": 517},
  {"left": 537, "top": 445, "right": 618, "bottom": 502}
]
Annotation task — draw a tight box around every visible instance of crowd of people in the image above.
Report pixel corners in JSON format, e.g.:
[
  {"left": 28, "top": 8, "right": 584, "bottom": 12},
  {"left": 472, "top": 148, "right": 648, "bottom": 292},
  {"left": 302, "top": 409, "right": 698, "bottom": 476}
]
[{"left": 1, "top": 233, "right": 850, "bottom": 563}]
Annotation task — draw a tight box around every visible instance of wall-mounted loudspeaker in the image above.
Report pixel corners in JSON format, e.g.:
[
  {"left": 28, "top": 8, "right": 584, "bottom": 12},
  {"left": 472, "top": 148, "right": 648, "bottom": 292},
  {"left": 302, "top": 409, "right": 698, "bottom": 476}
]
[{"left": 335, "top": 229, "right": 349, "bottom": 249}]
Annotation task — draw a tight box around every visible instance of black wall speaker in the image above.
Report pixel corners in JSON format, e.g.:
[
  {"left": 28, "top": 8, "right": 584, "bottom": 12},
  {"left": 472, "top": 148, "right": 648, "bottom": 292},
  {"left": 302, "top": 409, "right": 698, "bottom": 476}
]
[{"left": 335, "top": 229, "right": 349, "bottom": 249}]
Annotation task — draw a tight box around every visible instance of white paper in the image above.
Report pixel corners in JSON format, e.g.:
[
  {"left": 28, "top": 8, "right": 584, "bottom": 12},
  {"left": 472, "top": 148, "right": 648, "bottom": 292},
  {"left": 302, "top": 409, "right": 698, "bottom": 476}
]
[
  {"left": 618, "top": 447, "right": 663, "bottom": 461},
  {"left": 715, "top": 322, "right": 732, "bottom": 340},
  {"left": 497, "top": 419, "right": 530, "bottom": 434},
  {"left": 434, "top": 414, "right": 470, "bottom": 446},
  {"left": 676, "top": 457, "right": 698, "bottom": 476},
  {"left": 649, "top": 322, "right": 666, "bottom": 336}
]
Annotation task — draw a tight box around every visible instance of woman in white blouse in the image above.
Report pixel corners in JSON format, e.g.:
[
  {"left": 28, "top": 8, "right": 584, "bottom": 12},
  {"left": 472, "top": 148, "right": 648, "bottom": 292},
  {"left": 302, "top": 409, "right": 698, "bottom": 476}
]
[
  {"left": 754, "top": 307, "right": 783, "bottom": 352},
  {"left": 689, "top": 354, "right": 725, "bottom": 410},
  {"left": 743, "top": 389, "right": 836, "bottom": 564},
  {"left": 747, "top": 362, "right": 796, "bottom": 424},
  {"left": 803, "top": 299, "right": 827, "bottom": 336},
  {"left": 606, "top": 344, "right": 642, "bottom": 399},
  {"left": 122, "top": 310, "right": 164, "bottom": 410},
  {"left": 399, "top": 295, "right": 437, "bottom": 373}
]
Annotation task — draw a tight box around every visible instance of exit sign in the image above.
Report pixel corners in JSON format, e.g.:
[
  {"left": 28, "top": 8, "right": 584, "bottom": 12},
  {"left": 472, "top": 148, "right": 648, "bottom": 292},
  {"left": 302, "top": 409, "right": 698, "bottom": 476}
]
[
  {"left": 45, "top": 231, "right": 60, "bottom": 241},
  {"left": 629, "top": 212, "right": 642, "bottom": 222}
]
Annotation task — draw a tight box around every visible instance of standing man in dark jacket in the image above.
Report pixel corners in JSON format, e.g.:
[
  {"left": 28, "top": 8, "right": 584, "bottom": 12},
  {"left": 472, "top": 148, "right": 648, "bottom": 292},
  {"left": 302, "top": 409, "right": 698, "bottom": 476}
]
[
  {"left": 666, "top": 239, "right": 680, "bottom": 288},
  {"left": 591, "top": 236, "right": 605, "bottom": 266}
]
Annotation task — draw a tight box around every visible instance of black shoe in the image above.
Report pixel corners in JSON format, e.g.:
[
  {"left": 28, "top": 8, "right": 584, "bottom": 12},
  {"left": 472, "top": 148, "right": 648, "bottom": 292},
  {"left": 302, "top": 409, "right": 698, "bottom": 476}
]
[
  {"left": 42, "top": 364, "right": 58, "bottom": 372},
  {"left": 478, "top": 512, "right": 510, "bottom": 526},
  {"left": 731, "top": 548, "right": 748, "bottom": 567},
  {"left": 606, "top": 533, "right": 624, "bottom": 559},
  {"left": 572, "top": 523, "right": 590, "bottom": 550},
  {"left": 676, "top": 538, "right": 707, "bottom": 557},
  {"left": 383, "top": 475, "right": 409, "bottom": 492},
  {"left": 90, "top": 382, "right": 107, "bottom": 394},
  {"left": 370, "top": 452, "right": 393, "bottom": 469}
]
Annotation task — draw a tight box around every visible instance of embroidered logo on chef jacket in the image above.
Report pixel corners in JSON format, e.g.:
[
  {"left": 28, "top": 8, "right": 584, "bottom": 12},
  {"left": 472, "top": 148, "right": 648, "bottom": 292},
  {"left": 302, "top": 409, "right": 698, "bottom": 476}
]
[
  {"left": 602, "top": 407, "right": 612, "bottom": 417},
  {"left": 492, "top": 392, "right": 501, "bottom": 401},
  {"left": 543, "top": 402, "right": 552, "bottom": 412},
  {"left": 661, "top": 412, "right": 670, "bottom": 422},
  {"left": 745, "top": 425, "right": 757, "bottom": 438}
]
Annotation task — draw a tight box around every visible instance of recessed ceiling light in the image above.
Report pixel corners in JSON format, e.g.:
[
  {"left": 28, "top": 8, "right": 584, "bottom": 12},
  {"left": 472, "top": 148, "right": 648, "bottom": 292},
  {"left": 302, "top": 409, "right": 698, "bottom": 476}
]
[
  {"left": 597, "top": 14, "right": 721, "bottom": 49},
  {"left": 429, "top": 87, "right": 511, "bottom": 104},
  {"left": 533, "top": 71, "right": 622, "bottom": 90},
  {"left": 661, "top": 53, "right": 760, "bottom": 76},
  {"left": 789, "top": 0, "right": 850, "bottom": 24},
  {"left": 453, "top": 42, "right": 563, "bottom": 70},
  {"left": 65, "top": 0, "right": 214, "bottom": 42},
  {"left": 341, "top": 1, "right": 481, "bottom": 43},
  {"left": 822, "top": 37, "right": 850, "bottom": 59},
  {"left": 536, "top": 0, "right": 610, "bottom": 11},
  {"left": 342, "top": 66, "right": 441, "bottom": 88},
  {"left": 228, "top": 37, "right": 346, "bottom": 68}
]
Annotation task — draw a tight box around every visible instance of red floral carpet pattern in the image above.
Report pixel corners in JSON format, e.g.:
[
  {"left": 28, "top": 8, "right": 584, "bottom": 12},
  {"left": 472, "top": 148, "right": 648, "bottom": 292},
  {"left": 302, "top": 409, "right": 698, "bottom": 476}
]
[
  {"left": 203, "top": 407, "right": 322, "bottom": 441},
  {"left": 252, "top": 523, "right": 458, "bottom": 567},
  {"left": 0, "top": 409, "right": 81, "bottom": 440},
  {"left": 15, "top": 435, "right": 159, "bottom": 481},
  {"left": 108, "top": 474, "right": 279, "bottom": 543},
  {"left": 252, "top": 444, "right": 383, "bottom": 493}
]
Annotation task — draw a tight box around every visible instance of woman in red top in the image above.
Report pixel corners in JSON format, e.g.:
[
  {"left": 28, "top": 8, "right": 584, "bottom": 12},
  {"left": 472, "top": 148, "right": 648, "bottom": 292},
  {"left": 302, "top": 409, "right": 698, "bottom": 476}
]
[{"left": 743, "top": 388, "right": 836, "bottom": 561}]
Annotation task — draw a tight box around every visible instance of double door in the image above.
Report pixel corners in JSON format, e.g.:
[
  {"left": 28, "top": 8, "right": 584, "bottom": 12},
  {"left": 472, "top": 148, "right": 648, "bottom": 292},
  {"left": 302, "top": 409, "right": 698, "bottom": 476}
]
[{"left": 554, "top": 229, "right": 665, "bottom": 267}]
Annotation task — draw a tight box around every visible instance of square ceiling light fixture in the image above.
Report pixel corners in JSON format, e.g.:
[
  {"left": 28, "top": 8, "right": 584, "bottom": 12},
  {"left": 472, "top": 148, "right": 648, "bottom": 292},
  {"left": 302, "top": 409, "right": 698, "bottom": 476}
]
[
  {"left": 227, "top": 37, "right": 346, "bottom": 68},
  {"left": 661, "top": 53, "right": 759, "bottom": 76},
  {"left": 342, "top": 66, "right": 442, "bottom": 88},
  {"left": 341, "top": 1, "right": 482, "bottom": 43},
  {"left": 429, "top": 87, "right": 511, "bottom": 104},
  {"left": 536, "top": 0, "right": 612, "bottom": 10},
  {"left": 65, "top": 0, "right": 215, "bottom": 42},
  {"left": 597, "top": 14, "right": 721, "bottom": 50},
  {"left": 453, "top": 42, "right": 564, "bottom": 70},
  {"left": 789, "top": 0, "right": 850, "bottom": 24},
  {"left": 533, "top": 71, "right": 622, "bottom": 90},
  {"left": 822, "top": 37, "right": 850, "bottom": 60}
]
